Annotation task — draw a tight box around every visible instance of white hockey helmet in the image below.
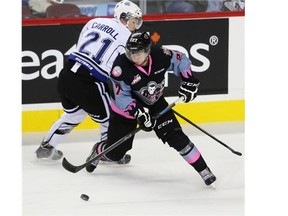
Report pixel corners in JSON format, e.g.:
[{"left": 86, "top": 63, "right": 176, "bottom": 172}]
[{"left": 114, "top": 0, "right": 143, "bottom": 29}]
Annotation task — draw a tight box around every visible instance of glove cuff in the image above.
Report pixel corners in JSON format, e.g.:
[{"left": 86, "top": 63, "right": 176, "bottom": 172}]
[
  {"left": 124, "top": 100, "right": 144, "bottom": 118},
  {"left": 180, "top": 72, "right": 199, "bottom": 84}
]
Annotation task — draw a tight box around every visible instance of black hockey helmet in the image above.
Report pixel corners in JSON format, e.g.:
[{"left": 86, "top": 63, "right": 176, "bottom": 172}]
[{"left": 125, "top": 32, "right": 152, "bottom": 55}]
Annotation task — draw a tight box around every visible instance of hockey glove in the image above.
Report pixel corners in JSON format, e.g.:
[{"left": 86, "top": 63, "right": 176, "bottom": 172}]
[
  {"left": 136, "top": 108, "right": 156, "bottom": 132},
  {"left": 178, "top": 78, "right": 200, "bottom": 103}
]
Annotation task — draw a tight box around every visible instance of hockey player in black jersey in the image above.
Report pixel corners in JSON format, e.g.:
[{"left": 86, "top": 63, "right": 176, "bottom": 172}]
[{"left": 86, "top": 32, "right": 216, "bottom": 186}]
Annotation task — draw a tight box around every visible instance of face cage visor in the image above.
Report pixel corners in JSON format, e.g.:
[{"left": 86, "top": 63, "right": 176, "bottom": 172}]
[
  {"left": 125, "top": 47, "right": 150, "bottom": 63},
  {"left": 125, "top": 12, "right": 143, "bottom": 29}
]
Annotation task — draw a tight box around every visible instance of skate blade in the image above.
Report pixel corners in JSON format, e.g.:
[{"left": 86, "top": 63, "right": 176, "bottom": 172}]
[
  {"left": 98, "top": 160, "right": 114, "bottom": 165},
  {"left": 34, "top": 155, "right": 62, "bottom": 164},
  {"left": 209, "top": 182, "right": 216, "bottom": 189},
  {"left": 98, "top": 160, "right": 122, "bottom": 166},
  {"left": 98, "top": 160, "right": 130, "bottom": 165}
]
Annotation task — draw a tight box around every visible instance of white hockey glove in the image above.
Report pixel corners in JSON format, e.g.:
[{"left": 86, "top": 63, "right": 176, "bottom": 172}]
[
  {"left": 178, "top": 78, "right": 200, "bottom": 103},
  {"left": 136, "top": 108, "right": 156, "bottom": 132}
]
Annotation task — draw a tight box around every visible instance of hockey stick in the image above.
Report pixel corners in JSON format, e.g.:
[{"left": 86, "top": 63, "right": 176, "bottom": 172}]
[
  {"left": 62, "top": 96, "right": 184, "bottom": 173},
  {"left": 173, "top": 110, "right": 242, "bottom": 156}
]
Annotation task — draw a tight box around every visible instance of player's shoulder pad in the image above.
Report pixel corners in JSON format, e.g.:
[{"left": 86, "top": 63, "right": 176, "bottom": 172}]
[
  {"left": 113, "top": 53, "right": 126, "bottom": 66},
  {"left": 150, "top": 45, "right": 172, "bottom": 57},
  {"left": 111, "top": 54, "right": 129, "bottom": 80},
  {"left": 160, "top": 46, "right": 172, "bottom": 56}
]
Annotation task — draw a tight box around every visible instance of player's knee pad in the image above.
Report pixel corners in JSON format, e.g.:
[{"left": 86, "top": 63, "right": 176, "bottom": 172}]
[{"left": 161, "top": 128, "right": 190, "bottom": 151}]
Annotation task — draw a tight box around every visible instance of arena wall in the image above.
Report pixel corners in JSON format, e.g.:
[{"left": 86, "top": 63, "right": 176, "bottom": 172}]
[{"left": 22, "top": 14, "right": 244, "bottom": 132}]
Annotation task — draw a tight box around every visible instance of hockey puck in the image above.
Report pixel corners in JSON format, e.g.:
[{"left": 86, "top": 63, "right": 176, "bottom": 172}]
[{"left": 80, "top": 194, "right": 89, "bottom": 201}]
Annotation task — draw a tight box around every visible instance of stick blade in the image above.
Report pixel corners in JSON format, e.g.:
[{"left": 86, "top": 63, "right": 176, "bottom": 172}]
[
  {"left": 62, "top": 157, "right": 83, "bottom": 173},
  {"left": 233, "top": 151, "right": 242, "bottom": 156}
]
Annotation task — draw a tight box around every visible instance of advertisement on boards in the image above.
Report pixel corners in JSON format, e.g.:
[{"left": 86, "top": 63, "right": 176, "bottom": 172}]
[{"left": 22, "top": 19, "right": 228, "bottom": 104}]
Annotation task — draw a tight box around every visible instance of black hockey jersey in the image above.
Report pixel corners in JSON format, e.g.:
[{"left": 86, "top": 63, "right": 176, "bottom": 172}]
[{"left": 110, "top": 46, "right": 194, "bottom": 119}]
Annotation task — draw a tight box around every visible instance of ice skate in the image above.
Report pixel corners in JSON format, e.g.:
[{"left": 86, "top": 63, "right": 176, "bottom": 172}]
[
  {"left": 35, "top": 140, "right": 63, "bottom": 161},
  {"left": 85, "top": 141, "right": 131, "bottom": 173},
  {"left": 99, "top": 153, "right": 131, "bottom": 165},
  {"left": 199, "top": 167, "right": 216, "bottom": 188}
]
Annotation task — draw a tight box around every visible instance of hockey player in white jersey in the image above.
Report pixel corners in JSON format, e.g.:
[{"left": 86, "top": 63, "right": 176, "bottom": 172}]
[{"left": 35, "top": 0, "right": 142, "bottom": 161}]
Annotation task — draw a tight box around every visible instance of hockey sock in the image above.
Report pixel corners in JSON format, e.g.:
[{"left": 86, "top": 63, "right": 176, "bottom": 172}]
[
  {"left": 96, "top": 142, "right": 113, "bottom": 162},
  {"left": 179, "top": 142, "right": 207, "bottom": 172}
]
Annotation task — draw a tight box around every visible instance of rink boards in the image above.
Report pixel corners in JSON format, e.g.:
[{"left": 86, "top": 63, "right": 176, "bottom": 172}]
[
  {"left": 22, "top": 16, "right": 244, "bottom": 132},
  {"left": 22, "top": 99, "right": 244, "bottom": 132}
]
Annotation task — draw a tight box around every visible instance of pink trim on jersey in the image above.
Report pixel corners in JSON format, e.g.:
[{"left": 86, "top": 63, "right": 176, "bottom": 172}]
[
  {"left": 134, "top": 55, "right": 152, "bottom": 76},
  {"left": 181, "top": 68, "right": 192, "bottom": 79},
  {"left": 110, "top": 102, "right": 135, "bottom": 119},
  {"left": 183, "top": 149, "right": 201, "bottom": 164}
]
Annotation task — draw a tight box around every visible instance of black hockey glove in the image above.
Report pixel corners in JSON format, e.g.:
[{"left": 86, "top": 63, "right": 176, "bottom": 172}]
[
  {"left": 136, "top": 108, "right": 156, "bottom": 132},
  {"left": 178, "top": 78, "right": 200, "bottom": 103}
]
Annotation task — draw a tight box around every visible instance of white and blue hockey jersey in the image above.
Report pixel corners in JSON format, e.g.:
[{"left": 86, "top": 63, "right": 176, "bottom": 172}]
[{"left": 68, "top": 17, "right": 131, "bottom": 83}]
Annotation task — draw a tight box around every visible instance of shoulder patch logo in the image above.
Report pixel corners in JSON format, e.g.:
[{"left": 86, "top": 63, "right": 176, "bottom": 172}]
[{"left": 112, "top": 66, "right": 122, "bottom": 77}]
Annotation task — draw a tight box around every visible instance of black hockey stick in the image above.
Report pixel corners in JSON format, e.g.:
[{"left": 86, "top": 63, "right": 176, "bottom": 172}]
[
  {"left": 62, "top": 96, "right": 184, "bottom": 173},
  {"left": 173, "top": 110, "right": 242, "bottom": 156}
]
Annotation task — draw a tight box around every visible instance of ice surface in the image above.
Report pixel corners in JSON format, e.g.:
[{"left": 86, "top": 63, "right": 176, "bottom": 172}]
[{"left": 22, "top": 122, "right": 244, "bottom": 216}]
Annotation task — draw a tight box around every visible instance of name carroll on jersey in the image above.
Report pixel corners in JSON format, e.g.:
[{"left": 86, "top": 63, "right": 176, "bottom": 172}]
[{"left": 91, "top": 22, "right": 119, "bottom": 40}]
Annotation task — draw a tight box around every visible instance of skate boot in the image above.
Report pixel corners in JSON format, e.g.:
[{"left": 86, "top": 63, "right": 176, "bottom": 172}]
[
  {"left": 85, "top": 141, "right": 131, "bottom": 173},
  {"left": 199, "top": 167, "right": 216, "bottom": 186},
  {"left": 117, "top": 154, "right": 131, "bottom": 164},
  {"left": 35, "top": 140, "right": 63, "bottom": 161}
]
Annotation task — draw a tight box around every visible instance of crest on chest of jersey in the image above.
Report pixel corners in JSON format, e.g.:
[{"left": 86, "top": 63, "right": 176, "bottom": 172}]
[{"left": 137, "top": 80, "right": 165, "bottom": 105}]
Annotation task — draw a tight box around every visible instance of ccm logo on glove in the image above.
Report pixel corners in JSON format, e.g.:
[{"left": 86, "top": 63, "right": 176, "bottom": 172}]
[{"left": 178, "top": 80, "right": 200, "bottom": 103}]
